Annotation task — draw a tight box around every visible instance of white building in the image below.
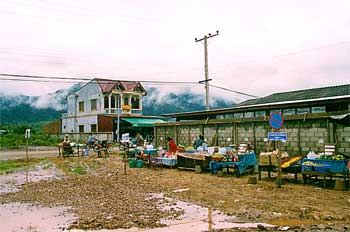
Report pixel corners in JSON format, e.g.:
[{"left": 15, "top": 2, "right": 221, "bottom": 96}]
[{"left": 61, "top": 78, "right": 147, "bottom": 134}]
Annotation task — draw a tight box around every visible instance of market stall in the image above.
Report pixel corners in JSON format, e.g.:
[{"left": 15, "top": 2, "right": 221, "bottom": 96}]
[
  {"left": 209, "top": 152, "right": 256, "bottom": 176},
  {"left": 302, "top": 156, "right": 349, "bottom": 185},
  {"left": 177, "top": 152, "right": 211, "bottom": 171}
]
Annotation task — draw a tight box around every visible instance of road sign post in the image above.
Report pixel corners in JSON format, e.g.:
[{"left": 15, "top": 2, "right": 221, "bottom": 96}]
[
  {"left": 268, "top": 113, "right": 285, "bottom": 188},
  {"left": 25, "top": 129, "right": 30, "bottom": 183}
]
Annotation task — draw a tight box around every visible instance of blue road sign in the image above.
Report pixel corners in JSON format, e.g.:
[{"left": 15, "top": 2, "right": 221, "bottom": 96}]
[
  {"left": 269, "top": 112, "right": 284, "bottom": 130},
  {"left": 268, "top": 132, "right": 287, "bottom": 141}
]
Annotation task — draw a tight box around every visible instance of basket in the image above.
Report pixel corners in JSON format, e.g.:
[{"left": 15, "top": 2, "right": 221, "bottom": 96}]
[
  {"left": 136, "top": 160, "right": 143, "bottom": 168},
  {"left": 128, "top": 158, "right": 136, "bottom": 168}
]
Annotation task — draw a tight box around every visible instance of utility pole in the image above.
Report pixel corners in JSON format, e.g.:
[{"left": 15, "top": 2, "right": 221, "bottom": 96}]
[{"left": 195, "top": 30, "right": 219, "bottom": 110}]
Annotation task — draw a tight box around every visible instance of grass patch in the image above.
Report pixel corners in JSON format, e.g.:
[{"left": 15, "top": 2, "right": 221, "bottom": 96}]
[
  {"left": 0, "top": 159, "right": 38, "bottom": 175},
  {"left": 71, "top": 165, "right": 87, "bottom": 175}
]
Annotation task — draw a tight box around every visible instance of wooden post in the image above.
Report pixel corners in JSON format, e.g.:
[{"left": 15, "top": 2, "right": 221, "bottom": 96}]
[
  {"left": 276, "top": 144, "right": 282, "bottom": 188},
  {"left": 25, "top": 137, "right": 29, "bottom": 183}
]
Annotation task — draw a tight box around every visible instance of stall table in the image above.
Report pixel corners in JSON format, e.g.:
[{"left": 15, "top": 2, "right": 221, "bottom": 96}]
[
  {"left": 209, "top": 152, "right": 256, "bottom": 176},
  {"left": 58, "top": 144, "right": 84, "bottom": 158},
  {"left": 302, "top": 158, "right": 349, "bottom": 186},
  {"left": 177, "top": 153, "right": 211, "bottom": 171}
]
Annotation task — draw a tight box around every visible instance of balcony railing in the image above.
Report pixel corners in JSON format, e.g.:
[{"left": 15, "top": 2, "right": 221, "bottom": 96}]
[{"left": 103, "top": 109, "right": 142, "bottom": 115}]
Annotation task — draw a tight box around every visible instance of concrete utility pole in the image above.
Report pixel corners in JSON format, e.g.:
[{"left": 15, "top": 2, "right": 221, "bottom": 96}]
[{"left": 195, "top": 30, "right": 219, "bottom": 110}]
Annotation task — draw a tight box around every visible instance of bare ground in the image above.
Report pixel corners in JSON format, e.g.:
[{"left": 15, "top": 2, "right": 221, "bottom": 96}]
[{"left": 0, "top": 155, "right": 349, "bottom": 231}]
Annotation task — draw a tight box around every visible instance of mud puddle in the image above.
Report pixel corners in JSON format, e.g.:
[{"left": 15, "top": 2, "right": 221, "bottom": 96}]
[{"left": 0, "top": 163, "right": 64, "bottom": 193}]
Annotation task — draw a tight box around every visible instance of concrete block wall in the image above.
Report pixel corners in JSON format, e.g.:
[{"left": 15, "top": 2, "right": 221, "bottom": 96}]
[
  {"left": 155, "top": 126, "right": 167, "bottom": 148},
  {"left": 177, "top": 126, "right": 189, "bottom": 147},
  {"left": 155, "top": 118, "right": 349, "bottom": 155},
  {"left": 189, "top": 126, "right": 201, "bottom": 146},
  {"left": 203, "top": 125, "right": 216, "bottom": 146},
  {"left": 299, "top": 120, "right": 328, "bottom": 154},
  {"left": 254, "top": 124, "right": 270, "bottom": 154},
  {"left": 217, "top": 124, "right": 233, "bottom": 147},
  {"left": 237, "top": 123, "right": 254, "bottom": 145},
  {"left": 336, "top": 124, "right": 350, "bottom": 154}
]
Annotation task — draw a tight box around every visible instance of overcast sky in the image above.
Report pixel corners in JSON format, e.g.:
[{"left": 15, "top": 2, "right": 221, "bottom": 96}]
[{"left": 0, "top": 0, "right": 350, "bottom": 103}]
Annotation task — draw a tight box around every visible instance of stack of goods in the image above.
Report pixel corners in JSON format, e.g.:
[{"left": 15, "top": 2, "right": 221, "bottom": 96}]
[
  {"left": 302, "top": 160, "right": 331, "bottom": 173},
  {"left": 177, "top": 144, "right": 185, "bottom": 153},
  {"left": 259, "top": 151, "right": 289, "bottom": 166},
  {"left": 281, "top": 156, "right": 303, "bottom": 168}
]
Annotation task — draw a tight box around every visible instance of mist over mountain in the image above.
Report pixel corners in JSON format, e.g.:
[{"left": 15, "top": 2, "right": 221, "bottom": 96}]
[{"left": 0, "top": 85, "right": 235, "bottom": 125}]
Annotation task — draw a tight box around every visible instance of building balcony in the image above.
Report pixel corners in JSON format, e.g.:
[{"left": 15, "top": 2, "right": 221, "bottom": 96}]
[{"left": 103, "top": 108, "right": 142, "bottom": 115}]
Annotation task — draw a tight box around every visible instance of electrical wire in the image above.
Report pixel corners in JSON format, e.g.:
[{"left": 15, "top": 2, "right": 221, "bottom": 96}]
[{"left": 0, "top": 73, "right": 258, "bottom": 97}]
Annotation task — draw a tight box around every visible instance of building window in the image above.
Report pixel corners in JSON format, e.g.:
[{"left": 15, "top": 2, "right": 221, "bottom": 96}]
[
  {"left": 131, "top": 96, "right": 140, "bottom": 109},
  {"left": 79, "top": 125, "right": 84, "bottom": 133},
  {"left": 116, "top": 95, "right": 121, "bottom": 108},
  {"left": 311, "top": 106, "right": 326, "bottom": 113},
  {"left": 91, "top": 124, "right": 97, "bottom": 132},
  {"left": 111, "top": 96, "right": 116, "bottom": 108},
  {"left": 234, "top": 113, "right": 244, "bottom": 118},
  {"left": 255, "top": 111, "right": 266, "bottom": 117},
  {"left": 224, "top": 114, "right": 234, "bottom": 119},
  {"left": 244, "top": 112, "right": 254, "bottom": 118},
  {"left": 270, "top": 109, "right": 282, "bottom": 115},
  {"left": 124, "top": 96, "right": 129, "bottom": 105},
  {"left": 283, "top": 108, "right": 295, "bottom": 115},
  {"left": 79, "top": 101, "right": 84, "bottom": 112},
  {"left": 104, "top": 96, "right": 109, "bottom": 109},
  {"left": 297, "top": 107, "right": 310, "bottom": 114},
  {"left": 216, "top": 114, "right": 224, "bottom": 119},
  {"left": 90, "top": 99, "right": 97, "bottom": 111}
]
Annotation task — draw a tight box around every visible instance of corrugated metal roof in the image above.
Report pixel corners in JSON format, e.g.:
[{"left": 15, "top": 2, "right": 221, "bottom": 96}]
[{"left": 239, "top": 84, "right": 350, "bottom": 107}]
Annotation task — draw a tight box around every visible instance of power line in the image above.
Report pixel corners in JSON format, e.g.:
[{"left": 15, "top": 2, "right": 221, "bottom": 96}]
[
  {"left": 0, "top": 73, "right": 199, "bottom": 85},
  {"left": 0, "top": 73, "right": 258, "bottom": 97},
  {"left": 208, "top": 84, "right": 258, "bottom": 98}
]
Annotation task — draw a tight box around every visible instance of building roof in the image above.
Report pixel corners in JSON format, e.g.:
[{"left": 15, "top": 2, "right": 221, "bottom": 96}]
[
  {"left": 95, "top": 78, "right": 146, "bottom": 95},
  {"left": 162, "top": 83, "right": 350, "bottom": 118},
  {"left": 239, "top": 84, "right": 350, "bottom": 107}
]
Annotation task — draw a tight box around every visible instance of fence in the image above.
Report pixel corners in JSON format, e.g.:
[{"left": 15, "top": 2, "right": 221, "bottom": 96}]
[{"left": 47, "top": 132, "right": 114, "bottom": 143}]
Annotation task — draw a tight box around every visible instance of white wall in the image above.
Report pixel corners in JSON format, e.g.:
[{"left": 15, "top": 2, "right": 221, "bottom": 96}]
[
  {"left": 63, "top": 80, "right": 102, "bottom": 133},
  {"left": 75, "top": 80, "right": 102, "bottom": 116}
]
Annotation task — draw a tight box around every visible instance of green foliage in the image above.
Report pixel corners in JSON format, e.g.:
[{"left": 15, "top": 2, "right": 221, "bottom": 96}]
[
  {"left": 0, "top": 132, "right": 62, "bottom": 149},
  {"left": 0, "top": 159, "right": 37, "bottom": 175},
  {"left": 70, "top": 165, "right": 86, "bottom": 175}
]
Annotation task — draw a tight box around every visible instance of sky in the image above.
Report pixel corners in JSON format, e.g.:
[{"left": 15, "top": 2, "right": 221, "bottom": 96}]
[{"left": 0, "top": 0, "right": 350, "bottom": 104}]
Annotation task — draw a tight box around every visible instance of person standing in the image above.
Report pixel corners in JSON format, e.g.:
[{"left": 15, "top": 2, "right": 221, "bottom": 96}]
[
  {"left": 167, "top": 137, "right": 178, "bottom": 155},
  {"left": 85, "top": 133, "right": 96, "bottom": 158},
  {"left": 193, "top": 135, "right": 205, "bottom": 149}
]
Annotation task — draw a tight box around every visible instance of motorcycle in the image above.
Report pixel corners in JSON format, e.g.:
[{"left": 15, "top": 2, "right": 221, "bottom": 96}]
[{"left": 93, "top": 140, "right": 113, "bottom": 153}]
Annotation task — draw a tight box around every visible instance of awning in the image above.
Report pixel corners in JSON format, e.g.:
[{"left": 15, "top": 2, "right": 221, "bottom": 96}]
[
  {"left": 330, "top": 113, "right": 350, "bottom": 120},
  {"left": 121, "top": 118, "right": 165, "bottom": 127}
]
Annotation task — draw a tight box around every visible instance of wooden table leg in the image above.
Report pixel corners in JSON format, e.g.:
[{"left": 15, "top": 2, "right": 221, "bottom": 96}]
[{"left": 258, "top": 165, "right": 262, "bottom": 180}]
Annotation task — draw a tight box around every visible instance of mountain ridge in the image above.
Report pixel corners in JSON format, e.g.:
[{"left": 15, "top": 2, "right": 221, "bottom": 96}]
[{"left": 0, "top": 86, "right": 235, "bottom": 125}]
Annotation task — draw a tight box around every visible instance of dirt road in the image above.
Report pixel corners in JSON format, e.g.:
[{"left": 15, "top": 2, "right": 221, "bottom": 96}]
[{"left": 0, "top": 147, "right": 58, "bottom": 160}]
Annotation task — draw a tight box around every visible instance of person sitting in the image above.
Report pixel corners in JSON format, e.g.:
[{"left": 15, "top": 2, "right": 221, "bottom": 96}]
[
  {"left": 136, "top": 133, "right": 144, "bottom": 148},
  {"left": 167, "top": 137, "right": 177, "bottom": 156},
  {"left": 62, "top": 134, "right": 74, "bottom": 157},
  {"left": 193, "top": 135, "right": 205, "bottom": 149}
]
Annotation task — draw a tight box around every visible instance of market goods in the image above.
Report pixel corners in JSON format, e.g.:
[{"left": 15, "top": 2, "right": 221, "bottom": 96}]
[{"left": 281, "top": 156, "right": 303, "bottom": 168}]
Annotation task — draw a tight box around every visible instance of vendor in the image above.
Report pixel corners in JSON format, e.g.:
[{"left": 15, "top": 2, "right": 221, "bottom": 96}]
[
  {"left": 167, "top": 137, "right": 178, "bottom": 155},
  {"left": 193, "top": 135, "right": 205, "bottom": 149}
]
